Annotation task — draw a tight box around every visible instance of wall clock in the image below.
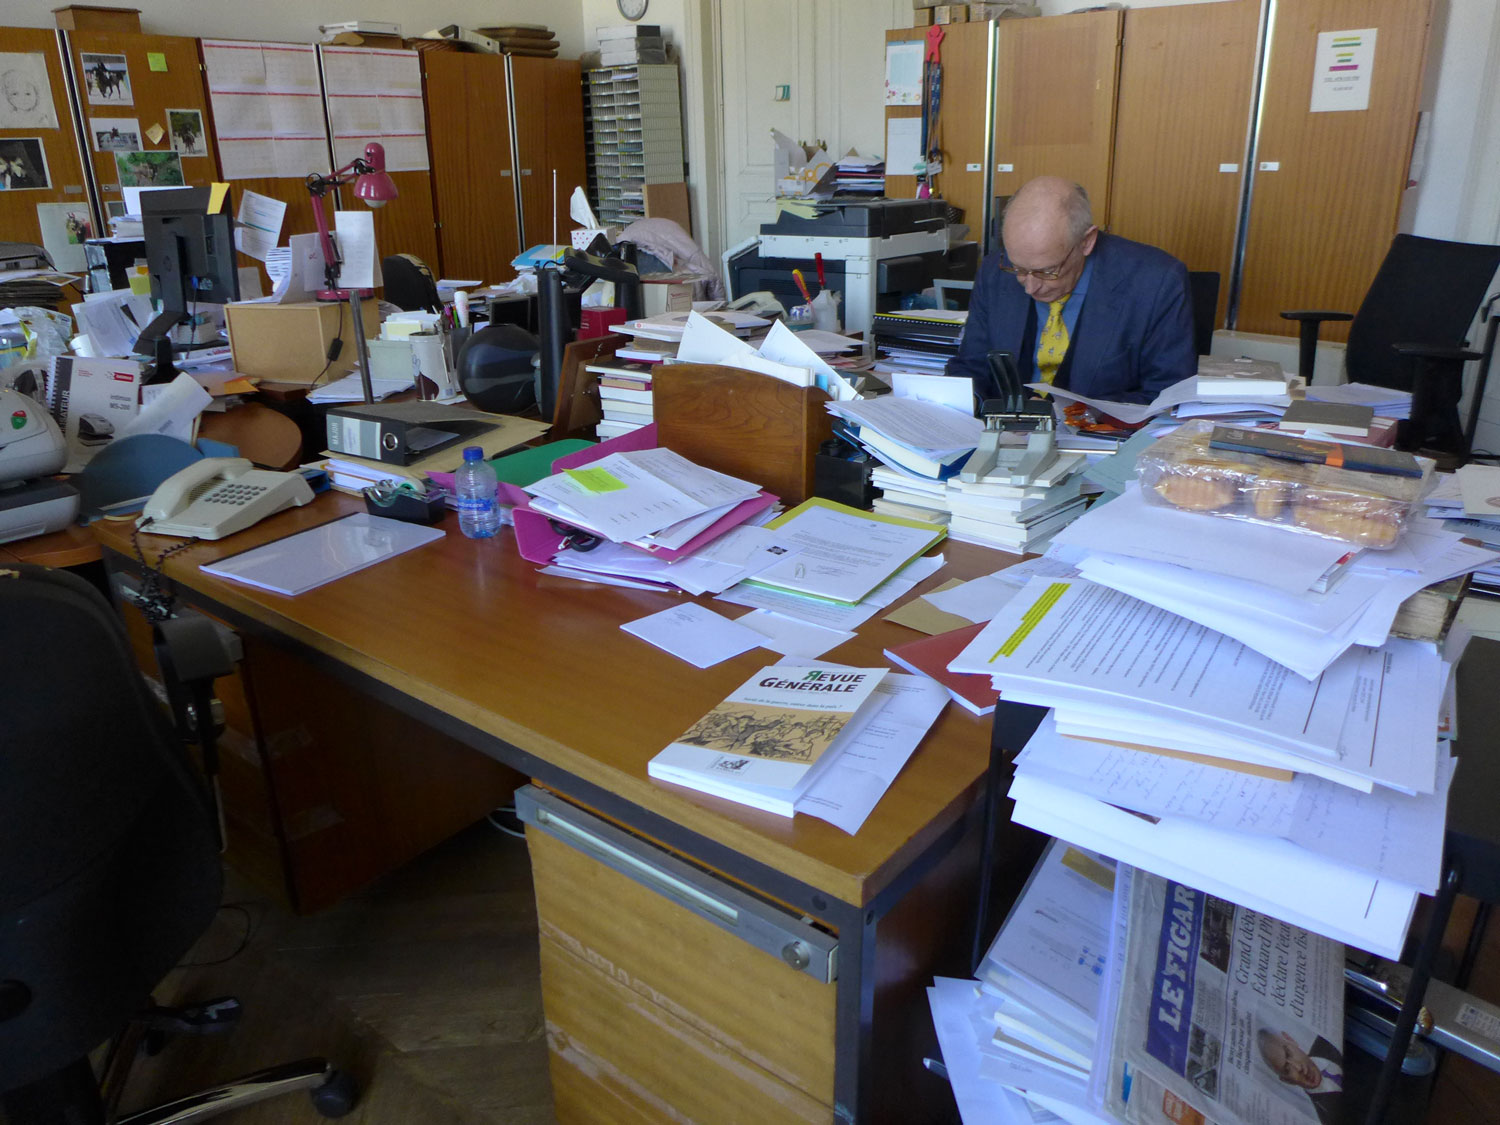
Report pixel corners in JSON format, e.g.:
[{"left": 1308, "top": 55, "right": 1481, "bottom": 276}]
[{"left": 618, "top": 0, "right": 649, "bottom": 21}]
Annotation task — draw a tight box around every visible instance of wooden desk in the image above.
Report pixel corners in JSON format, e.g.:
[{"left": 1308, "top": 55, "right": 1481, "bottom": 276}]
[
  {"left": 0, "top": 524, "right": 99, "bottom": 568},
  {"left": 93, "top": 495, "right": 1014, "bottom": 1123}
]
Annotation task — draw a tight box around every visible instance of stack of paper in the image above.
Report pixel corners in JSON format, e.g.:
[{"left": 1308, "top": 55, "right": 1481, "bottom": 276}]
[
  {"left": 523, "top": 447, "right": 765, "bottom": 552},
  {"left": 1426, "top": 466, "right": 1500, "bottom": 594},
  {"left": 1048, "top": 482, "right": 1498, "bottom": 678},
  {"left": 827, "top": 393, "right": 982, "bottom": 479},
  {"left": 949, "top": 574, "right": 1462, "bottom": 956}
]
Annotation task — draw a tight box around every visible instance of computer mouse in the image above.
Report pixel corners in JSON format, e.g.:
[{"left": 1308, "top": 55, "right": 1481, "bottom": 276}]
[{"left": 78, "top": 412, "right": 115, "bottom": 445}]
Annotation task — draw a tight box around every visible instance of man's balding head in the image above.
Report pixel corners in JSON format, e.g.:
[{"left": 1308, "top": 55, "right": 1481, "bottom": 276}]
[{"left": 999, "top": 177, "right": 1097, "bottom": 301}]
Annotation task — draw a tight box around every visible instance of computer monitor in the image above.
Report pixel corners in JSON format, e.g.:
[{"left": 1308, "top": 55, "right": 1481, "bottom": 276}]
[{"left": 134, "top": 186, "right": 239, "bottom": 356}]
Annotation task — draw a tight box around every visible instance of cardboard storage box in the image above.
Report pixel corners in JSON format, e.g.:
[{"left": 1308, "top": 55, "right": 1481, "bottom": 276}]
[
  {"left": 933, "top": 4, "right": 969, "bottom": 23},
  {"left": 52, "top": 5, "right": 141, "bottom": 31},
  {"left": 224, "top": 300, "right": 378, "bottom": 386}
]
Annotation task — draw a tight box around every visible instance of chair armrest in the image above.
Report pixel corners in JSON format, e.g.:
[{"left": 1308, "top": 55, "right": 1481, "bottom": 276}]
[
  {"left": 1392, "top": 342, "right": 1483, "bottom": 362},
  {"left": 1280, "top": 310, "right": 1354, "bottom": 324}
]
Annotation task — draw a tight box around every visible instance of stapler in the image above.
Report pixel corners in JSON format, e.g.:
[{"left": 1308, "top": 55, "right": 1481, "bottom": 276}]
[{"left": 959, "top": 351, "right": 1060, "bottom": 486}]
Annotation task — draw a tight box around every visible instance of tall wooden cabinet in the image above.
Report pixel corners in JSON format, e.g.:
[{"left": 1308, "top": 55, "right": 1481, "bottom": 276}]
[
  {"left": 423, "top": 52, "right": 586, "bottom": 281},
  {"left": 1110, "top": 0, "right": 1261, "bottom": 327},
  {"left": 423, "top": 51, "right": 521, "bottom": 280},
  {"left": 992, "top": 9, "right": 1122, "bottom": 226},
  {"left": 512, "top": 57, "right": 587, "bottom": 249},
  {"left": 883, "top": 23, "right": 992, "bottom": 239},
  {"left": 1233, "top": 0, "right": 1433, "bottom": 338}
]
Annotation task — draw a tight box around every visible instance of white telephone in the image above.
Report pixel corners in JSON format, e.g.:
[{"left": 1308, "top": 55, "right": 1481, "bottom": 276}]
[{"left": 138, "top": 457, "right": 315, "bottom": 540}]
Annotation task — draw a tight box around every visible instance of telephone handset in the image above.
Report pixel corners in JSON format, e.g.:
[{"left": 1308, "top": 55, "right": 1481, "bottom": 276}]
[{"left": 138, "top": 457, "right": 315, "bottom": 540}]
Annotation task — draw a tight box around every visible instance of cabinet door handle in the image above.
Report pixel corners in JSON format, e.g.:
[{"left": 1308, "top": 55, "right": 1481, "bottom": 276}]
[{"left": 517, "top": 785, "right": 839, "bottom": 982}]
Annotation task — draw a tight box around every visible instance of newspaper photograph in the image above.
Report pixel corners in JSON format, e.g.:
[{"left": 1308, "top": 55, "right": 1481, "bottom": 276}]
[{"left": 1104, "top": 869, "right": 1344, "bottom": 1125}]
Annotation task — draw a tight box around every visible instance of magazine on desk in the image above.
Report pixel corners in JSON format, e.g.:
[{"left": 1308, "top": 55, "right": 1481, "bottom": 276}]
[
  {"left": 1102, "top": 867, "right": 1344, "bottom": 1125},
  {"left": 648, "top": 663, "right": 887, "bottom": 815}
]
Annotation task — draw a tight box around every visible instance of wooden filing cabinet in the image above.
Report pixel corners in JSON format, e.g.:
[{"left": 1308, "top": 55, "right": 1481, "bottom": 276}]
[
  {"left": 525, "top": 803, "right": 837, "bottom": 1122},
  {"left": 111, "top": 574, "right": 523, "bottom": 913}
]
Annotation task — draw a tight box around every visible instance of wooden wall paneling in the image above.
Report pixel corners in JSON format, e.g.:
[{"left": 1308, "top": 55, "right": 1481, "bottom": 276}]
[
  {"left": 1235, "top": 0, "right": 1434, "bottom": 339},
  {"left": 1110, "top": 0, "right": 1260, "bottom": 328},
  {"left": 67, "top": 31, "right": 220, "bottom": 211},
  {"left": 510, "top": 57, "right": 588, "bottom": 249},
  {"left": 422, "top": 51, "right": 520, "bottom": 283},
  {"left": 0, "top": 28, "right": 92, "bottom": 253},
  {"left": 882, "top": 31, "right": 927, "bottom": 203},
  {"left": 992, "top": 10, "right": 1123, "bottom": 225}
]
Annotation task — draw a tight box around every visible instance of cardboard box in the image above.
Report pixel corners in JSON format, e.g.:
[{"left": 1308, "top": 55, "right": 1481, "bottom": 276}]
[
  {"left": 52, "top": 4, "right": 141, "bottom": 32},
  {"left": 912, "top": 0, "right": 942, "bottom": 8},
  {"left": 224, "top": 300, "right": 378, "bottom": 386},
  {"left": 968, "top": 2, "right": 1041, "bottom": 19},
  {"left": 913, "top": 9, "right": 935, "bottom": 25},
  {"left": 933, "top": 5, "right": 969, "bottom": 23}
]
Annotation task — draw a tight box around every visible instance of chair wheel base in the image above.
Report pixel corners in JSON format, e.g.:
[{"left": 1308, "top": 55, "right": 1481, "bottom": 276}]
[{"left": 310, "top": 1069, "right": 359, "bottom": 1118}]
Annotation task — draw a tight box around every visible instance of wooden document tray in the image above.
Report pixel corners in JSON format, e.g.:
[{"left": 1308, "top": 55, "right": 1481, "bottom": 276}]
[{"left": 653, "top": 364, "right": 835, "bottom": 506}]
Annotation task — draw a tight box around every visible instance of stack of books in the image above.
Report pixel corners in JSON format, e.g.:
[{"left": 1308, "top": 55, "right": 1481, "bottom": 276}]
[
  {"left": 476, "top": 25, "right": 558, "bottom": 57},
  {"left": 943, "top": 455, "right": 1090, "bottom": 553},
  {"left": 597, "top": 24, "right": 668, "bottom": 65},
  {"left": 870, "top": 309, "right": 967, "bottom": 376},
  {"left": 586, "top": 356, "right": 655, "bottom": 439}
]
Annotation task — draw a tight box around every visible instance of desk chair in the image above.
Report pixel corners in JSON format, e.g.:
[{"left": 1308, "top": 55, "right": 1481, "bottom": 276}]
[
  {"left": 0, "top": 565, "right": 355, "bottom": 1123},
  {"left": 1188, "top": 271, "right": 1220, "bottom": 357},
  {"left": 1280, "top": 234, "right": 1500, "bottom": 455}
]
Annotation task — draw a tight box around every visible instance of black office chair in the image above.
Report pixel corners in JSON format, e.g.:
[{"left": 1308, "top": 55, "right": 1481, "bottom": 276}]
[
  {"left": 1281, "top": 234, "right": 1500, "bottom": 455},
  {"left": 1188, "top": 270, "right": 1220, "bottom": 358},
  {"left": 0, "top": 565, "right": 356, "bottom": 1123}
]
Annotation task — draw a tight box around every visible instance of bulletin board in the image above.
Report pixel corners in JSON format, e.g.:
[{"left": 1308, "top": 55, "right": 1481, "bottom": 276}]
[{"left": 0, "top": 28, "right": 93, "bottom": 268}]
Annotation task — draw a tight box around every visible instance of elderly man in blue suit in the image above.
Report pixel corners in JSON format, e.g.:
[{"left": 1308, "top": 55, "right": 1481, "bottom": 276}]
[{"left": 947, "top": 176, "right": 1196, "bottom": 405}]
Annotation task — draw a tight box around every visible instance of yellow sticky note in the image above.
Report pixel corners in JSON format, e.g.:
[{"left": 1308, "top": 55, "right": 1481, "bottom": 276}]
[
  {"left": 145, "top": 122, "right": 165, "bottom": 145},
  {"left": 208, "top": 182, "right": 229, "bottom": 214},
  {"left": 147, "top": 52, "right": 167, "bottom": 72},
  {"left": 565, "top": 467, "right": 626, "bottom": 493},
  {"left": 128, "top": 273, "right": 152, "bottom": 296}
]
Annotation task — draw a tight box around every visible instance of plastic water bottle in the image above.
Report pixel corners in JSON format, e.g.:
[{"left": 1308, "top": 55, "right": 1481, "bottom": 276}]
[{"left": 453, "top": 446, "right": 500, "bottom": 539}]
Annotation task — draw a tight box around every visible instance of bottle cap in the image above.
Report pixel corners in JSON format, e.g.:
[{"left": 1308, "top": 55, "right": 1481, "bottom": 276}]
[{"left": 463, "top": 445, "right": 484, "bottom": 461}]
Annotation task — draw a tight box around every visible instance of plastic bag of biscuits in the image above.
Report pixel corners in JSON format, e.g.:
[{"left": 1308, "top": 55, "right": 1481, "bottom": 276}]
[{"left": 1136, "top": 420, "right": 1432, "bottom": 549}]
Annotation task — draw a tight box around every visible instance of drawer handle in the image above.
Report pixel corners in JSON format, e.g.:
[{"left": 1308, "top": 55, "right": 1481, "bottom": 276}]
[{"left": 536, "top": 806, "right": 739, "bottom": 926}]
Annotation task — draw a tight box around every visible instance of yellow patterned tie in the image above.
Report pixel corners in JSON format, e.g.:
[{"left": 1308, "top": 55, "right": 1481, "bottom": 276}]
[{"left": 1036, "top": 296, "right": 1071, "bottom": 385}]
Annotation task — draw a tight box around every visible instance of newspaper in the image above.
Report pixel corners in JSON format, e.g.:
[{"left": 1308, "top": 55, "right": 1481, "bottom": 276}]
[{"left": 1103, "top": 868, "right": 1344, "bottom": 1125}]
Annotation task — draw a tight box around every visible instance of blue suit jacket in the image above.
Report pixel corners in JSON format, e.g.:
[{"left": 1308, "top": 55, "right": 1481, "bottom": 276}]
[{"left": 947, "top": 232, "right": 1196, "bottom": 405}]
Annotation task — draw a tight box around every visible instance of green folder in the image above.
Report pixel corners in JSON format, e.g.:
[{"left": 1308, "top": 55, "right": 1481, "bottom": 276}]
[{"left": 488, "top": 439, "right": 595, "bottom": 487}]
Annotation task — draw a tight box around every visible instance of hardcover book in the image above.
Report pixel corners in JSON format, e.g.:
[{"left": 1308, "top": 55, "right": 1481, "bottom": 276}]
[{"left": 647, "top": 664, "right": 888, "bottom": 815}]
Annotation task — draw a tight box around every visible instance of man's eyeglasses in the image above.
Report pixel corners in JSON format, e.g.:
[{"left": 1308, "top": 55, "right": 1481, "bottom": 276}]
[{"left": 998, "top": 228, "right": 1094, "bottom": 281}]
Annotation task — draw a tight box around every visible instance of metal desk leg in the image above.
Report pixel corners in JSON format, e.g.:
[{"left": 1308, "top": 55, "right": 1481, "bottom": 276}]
[
  {"left": 972, "top": 702, "right": 1048, "bottom": 973},
  {"left": 1364, "top": 861, "right": 1463, "bottom": 1125}
]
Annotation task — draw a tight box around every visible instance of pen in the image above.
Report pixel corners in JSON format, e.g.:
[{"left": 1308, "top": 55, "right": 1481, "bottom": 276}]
[
  {"left": 792, "top": 269, "right": 813, "bottom": 305},
  {"left": 814, "top": 252, "right": 825, "bottom": 291}
]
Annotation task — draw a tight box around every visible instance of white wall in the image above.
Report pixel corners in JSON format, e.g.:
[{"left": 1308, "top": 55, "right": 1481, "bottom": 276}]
[
  {"left": 6, "top": 1, "right": 584, "bottom": 56},
  {"left": 580, "top": 0, "right": 719, "bottom": 258}
]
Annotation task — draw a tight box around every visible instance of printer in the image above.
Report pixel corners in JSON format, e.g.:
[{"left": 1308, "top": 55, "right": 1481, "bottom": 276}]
[
  {"left": 727, "top": 199, "right": 978, "bottom": 337},
  {"left": 0, "top": 387, "right": 80, "bottom": 544}
]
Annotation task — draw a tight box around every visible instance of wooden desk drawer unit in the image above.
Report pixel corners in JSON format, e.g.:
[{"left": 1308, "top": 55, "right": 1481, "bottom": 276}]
[{"left": 520, "top": 786, "right": 840, "bottom": 1123}]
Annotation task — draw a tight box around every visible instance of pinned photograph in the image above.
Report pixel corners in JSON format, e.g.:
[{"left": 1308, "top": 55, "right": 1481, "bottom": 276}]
[
  {"left": 114, "top": 149, "right": 184, "bottom": 187},
  {"left": 0, "top": 137, "right": 50, "bottom": 190},
  {"left": 81, "top": 52, "right": 132, "bottom": 104},
  {"left": 167, "top": 108, "right": 206, "bottom": 157},
  {"left": 91, "top": 116, "right": 141, "bottom": 151},
  {"left": 36, "top": 201, "right": 94, "bottom": 272},
  {"left": 0, "top": 51, "right": 59, "bottom": 129}
]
